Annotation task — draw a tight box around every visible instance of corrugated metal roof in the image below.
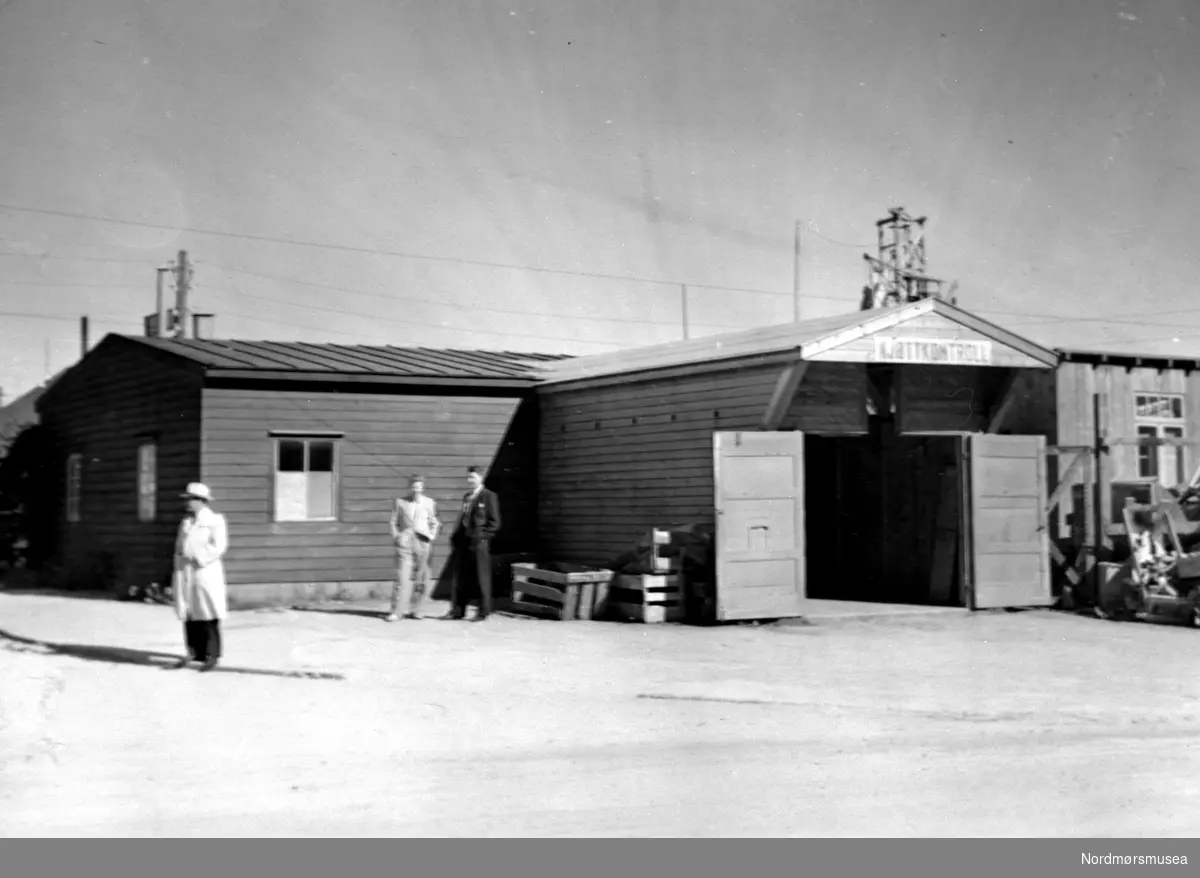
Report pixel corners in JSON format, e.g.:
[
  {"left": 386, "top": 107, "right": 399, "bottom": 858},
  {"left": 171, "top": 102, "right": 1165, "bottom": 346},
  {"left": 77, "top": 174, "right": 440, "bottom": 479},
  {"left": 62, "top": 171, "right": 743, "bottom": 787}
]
[
  {"left": 535, "top": 298, "right": 1059, "bottom": 385},
  {"left": 125, "top": 336, "right": 571, "bottom": 381}
]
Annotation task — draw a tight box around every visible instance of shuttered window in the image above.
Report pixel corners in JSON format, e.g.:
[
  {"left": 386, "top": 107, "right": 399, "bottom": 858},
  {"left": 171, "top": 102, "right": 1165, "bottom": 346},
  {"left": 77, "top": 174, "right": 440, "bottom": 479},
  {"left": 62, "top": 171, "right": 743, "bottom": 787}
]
[
  {"left": 66, "top": 453, "right": 82, "bottom": 523},
  {"left": 137, "top": 442, "right": 157, "bottom": 522}
]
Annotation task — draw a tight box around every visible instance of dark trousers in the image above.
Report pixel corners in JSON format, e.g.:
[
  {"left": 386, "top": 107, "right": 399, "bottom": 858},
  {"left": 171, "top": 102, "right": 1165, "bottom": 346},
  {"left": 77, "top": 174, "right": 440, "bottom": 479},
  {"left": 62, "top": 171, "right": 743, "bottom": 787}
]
[
  {"left": 184, "top": 619, "right": 222, "bottom": 662},
  {"left": 451, "top": 538, "right": 493, "bottom": 618}
]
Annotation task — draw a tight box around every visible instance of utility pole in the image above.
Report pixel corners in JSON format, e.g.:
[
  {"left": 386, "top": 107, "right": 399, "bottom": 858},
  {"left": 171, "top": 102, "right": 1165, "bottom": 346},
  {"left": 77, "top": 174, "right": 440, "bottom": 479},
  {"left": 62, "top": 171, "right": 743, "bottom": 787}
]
[
  {"left": 174, "top": 250, "right": 191, "bottom": 339},
  {"left": 156, "top": 266, "right": 170, "bottom": 337},
  {"left": 681, "top": 284, "right": 690, "bottom": 340},
  {"left": 793, "top": 220, "right": 802, "bottom": 323},
  {"left": 80, "top": 316, "right": 89, "bottom": 358}
]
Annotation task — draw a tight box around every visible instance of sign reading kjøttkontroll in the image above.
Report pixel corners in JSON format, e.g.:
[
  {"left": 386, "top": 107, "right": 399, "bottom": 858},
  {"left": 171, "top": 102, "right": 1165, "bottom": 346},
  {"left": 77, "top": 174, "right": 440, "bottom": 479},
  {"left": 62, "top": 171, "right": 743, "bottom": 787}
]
[{"left": 872, "top": 336, "right": 993, "bottom": 366}]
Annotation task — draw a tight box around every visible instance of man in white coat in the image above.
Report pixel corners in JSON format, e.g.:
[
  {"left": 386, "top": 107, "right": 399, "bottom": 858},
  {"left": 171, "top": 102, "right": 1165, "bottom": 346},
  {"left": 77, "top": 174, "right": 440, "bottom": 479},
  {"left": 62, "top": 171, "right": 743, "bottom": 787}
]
[{"left": 169, "top": 482, "right": 229, "bottom": 672}]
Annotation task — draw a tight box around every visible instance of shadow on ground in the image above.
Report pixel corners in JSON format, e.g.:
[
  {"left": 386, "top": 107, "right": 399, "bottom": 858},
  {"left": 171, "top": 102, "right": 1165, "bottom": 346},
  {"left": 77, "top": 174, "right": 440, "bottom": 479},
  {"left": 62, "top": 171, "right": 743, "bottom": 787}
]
[
  {"left": 0, "top": 587, "right": 118, "bottom": 603},
  {"left": 289, "top": 604, "right": 390, "bottom": 621},
  {"left": 0, "top": 628, "right": 345, "bottom": 681}
]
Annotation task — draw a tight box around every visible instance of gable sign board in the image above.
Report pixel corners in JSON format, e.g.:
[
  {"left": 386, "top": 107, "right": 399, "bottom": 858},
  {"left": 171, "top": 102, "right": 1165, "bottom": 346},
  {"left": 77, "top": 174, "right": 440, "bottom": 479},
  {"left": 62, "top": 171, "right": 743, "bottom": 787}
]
[{"left": 872, "top": 337, "right": 993, "bottom": 367}]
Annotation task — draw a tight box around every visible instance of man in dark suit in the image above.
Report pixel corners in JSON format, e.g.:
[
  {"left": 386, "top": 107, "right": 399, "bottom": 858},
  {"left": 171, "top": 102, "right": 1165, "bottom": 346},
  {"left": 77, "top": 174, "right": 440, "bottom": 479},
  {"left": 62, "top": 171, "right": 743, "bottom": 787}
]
[{"left": 447, "top": 465, "right": 502, "bottom": 622}]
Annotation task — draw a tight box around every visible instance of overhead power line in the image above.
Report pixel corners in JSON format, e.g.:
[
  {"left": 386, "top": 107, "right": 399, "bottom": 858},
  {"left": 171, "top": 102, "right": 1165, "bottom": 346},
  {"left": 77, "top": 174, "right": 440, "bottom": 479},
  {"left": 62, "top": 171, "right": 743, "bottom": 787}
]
[{"left": 0, "top": 200, "right": 852, "bottom": 302}]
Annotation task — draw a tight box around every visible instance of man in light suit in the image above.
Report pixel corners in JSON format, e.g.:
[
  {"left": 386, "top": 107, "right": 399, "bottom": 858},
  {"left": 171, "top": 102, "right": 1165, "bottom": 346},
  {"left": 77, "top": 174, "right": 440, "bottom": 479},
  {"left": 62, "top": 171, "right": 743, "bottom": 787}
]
[
  {"left": 387, "top": 474, "right": 441, "bottom": 621},
  {"left": 447, "top": 465, "right": 501, "bottom": 622}
]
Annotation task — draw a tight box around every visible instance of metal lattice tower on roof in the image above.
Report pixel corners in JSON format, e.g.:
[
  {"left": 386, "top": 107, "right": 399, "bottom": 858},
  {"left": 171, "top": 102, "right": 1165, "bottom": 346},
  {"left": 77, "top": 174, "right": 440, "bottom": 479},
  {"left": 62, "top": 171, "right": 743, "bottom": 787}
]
[{"left": 859, "top": 207, "right": 958, "bottom": 310}]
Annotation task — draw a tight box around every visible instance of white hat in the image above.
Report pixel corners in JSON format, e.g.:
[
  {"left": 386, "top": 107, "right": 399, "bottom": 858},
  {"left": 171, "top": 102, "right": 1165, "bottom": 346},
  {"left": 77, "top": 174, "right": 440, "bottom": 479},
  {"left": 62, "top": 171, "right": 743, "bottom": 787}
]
[{"left": 182, "top": 482, "right": 213, "bottom": 502}]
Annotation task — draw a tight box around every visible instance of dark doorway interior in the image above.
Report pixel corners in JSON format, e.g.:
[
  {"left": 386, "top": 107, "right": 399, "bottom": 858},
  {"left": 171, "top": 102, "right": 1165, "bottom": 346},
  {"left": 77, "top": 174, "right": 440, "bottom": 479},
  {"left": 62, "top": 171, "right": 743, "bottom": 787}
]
[{"left": 805, "top": 424, "right": 963, "bottom": 606}]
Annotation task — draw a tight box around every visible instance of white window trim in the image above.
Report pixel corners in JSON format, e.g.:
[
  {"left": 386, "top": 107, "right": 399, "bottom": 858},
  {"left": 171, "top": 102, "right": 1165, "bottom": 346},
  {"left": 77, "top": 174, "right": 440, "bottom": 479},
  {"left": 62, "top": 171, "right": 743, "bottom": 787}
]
[
  {"left": 1135, "top": 423, "right": 1187, "bottom": 485},
  {"left": 272, "top": 436, "right": 340, "bottom": 523},
  {"left": 1133, "top": 392, "right": 1185, "bottom": 423}
]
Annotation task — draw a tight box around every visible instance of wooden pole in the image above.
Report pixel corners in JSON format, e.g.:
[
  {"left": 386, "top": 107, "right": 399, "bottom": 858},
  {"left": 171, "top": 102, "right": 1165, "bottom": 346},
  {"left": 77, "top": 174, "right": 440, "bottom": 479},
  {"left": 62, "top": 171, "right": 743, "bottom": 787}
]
[
  {"left": 793, "top": 220, "right": 802, "bottom": 323},
  {"left": 80, "top": 316, "right": 89, "bottom": 358},
  {"left": 681, "top": 284, "right": 690, "bottom": 340},
  {"left": 175, "top": 250, "right": 191, "bottom": 339},
  {"left": 1091, "top": 391, "right": 1110, "bottom": 599}
]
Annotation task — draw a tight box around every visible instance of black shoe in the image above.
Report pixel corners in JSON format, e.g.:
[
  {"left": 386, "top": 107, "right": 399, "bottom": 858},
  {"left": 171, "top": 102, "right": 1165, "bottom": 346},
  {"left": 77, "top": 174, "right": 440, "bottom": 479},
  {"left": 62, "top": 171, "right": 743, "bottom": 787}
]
[
  {"left": 441, "top": 612, "right": 466, "bottom": 620},
  {"left": 198, "top": 658, "right": 219, "bottom": 672},
  {"left": 165, "top": 658, "right": 191, "bottom": 670},
  {"left": 471, "top": 614, "right": 489, "bottom": 623}
]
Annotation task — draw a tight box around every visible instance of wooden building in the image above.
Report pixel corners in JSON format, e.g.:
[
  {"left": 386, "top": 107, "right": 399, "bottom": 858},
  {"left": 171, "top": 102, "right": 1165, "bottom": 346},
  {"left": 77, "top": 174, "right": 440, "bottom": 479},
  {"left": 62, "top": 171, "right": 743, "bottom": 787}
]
[
  {"left": 35, "top": 334, "right": 559, "bottom": 605},
  {"left": 1000, "top": 347, "right": 1200, "bottom": 595},
  {"left": 533, "top": 298, "right": 1062, "bottom": 621}
]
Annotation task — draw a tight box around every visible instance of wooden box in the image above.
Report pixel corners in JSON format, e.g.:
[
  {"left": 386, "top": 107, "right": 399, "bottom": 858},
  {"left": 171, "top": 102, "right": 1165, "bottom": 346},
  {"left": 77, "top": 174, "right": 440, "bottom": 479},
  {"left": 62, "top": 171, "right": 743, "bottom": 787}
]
[
  {"left": 609, "top": 573, "right": 685, "bottom": 624},
  {"left": 507, "top": 563, "right": 613, "bottom": 621},
  {"left": 648, "top": 528, "right": 684, "bottom": 574}
]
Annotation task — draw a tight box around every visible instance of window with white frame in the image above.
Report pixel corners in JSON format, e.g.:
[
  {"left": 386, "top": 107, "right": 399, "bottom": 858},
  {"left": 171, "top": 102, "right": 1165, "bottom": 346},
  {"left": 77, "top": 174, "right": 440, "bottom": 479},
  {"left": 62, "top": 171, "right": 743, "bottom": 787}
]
[
  {"left": 1134, "top": 393, "right": 1187, "bottom": 485},
  {"left": 66, "top": 453, "right": 82, "bottom": 523},
  {"left": 273, "top": 436, "right": 339, "bottom": 521},
  {"left": 137, "top": 441, "right": 157, "bottom": 522}
]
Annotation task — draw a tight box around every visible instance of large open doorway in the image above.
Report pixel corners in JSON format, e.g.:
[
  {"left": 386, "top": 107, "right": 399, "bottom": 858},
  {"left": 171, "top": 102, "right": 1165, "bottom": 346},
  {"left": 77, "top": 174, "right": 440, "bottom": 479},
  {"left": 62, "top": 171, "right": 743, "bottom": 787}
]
[
  {"left": 804, "top": 424, "right": 966, "bottom": 607},
  {"left": 711, "top": 426, "right": 1053, "bottom": 619}
]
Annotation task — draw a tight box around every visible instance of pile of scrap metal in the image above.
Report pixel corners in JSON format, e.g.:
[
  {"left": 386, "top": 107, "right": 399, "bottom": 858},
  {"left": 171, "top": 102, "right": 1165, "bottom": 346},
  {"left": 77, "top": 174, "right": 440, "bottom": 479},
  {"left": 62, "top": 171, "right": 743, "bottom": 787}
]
[{"left": 1100, "top": 487, "right": 1200, "bottom": 628}]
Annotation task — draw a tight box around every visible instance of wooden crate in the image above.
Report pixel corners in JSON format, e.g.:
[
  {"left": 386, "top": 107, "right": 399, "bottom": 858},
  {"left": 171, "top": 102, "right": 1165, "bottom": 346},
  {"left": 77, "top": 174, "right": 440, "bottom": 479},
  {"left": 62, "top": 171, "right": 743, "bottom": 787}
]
[
  {"left": 508, "top": 563, "right": 613, "bottom": 621},
  {"left": 648, "top": 528, "right": 683, "bottom": 574},
  {"left": 609, "top": 573, "right": 685, "bottom": 624}
]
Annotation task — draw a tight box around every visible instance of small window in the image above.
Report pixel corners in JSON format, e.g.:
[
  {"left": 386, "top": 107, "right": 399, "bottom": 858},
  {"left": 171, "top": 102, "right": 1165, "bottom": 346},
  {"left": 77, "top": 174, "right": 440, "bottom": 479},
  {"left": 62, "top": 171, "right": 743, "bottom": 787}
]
[
  {"left": 1164, "top": 426, "right": 1187, "bottom": 487},
  {"left": 1134, "top": 393, "right": 1184, "bottom": 421},
  {"left": 137, "top": 442, "right": 157, "bottom": 522},
  {"left": 274, "top": 437, "right": 338, "bottom": 521},
  {"left": 66, "top": 453, "right": 82, "bottom": 523},
  {"left": 1137, "top": 425, "right": 1159, "bottom": 479}
]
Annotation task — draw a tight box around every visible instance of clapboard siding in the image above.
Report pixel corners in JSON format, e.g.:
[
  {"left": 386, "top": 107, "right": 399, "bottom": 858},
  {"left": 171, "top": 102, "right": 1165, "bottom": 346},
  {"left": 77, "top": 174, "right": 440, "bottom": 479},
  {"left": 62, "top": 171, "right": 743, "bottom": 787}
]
[
  {"left": 536, "top": 362, "right": 864, "bottom": 566},
  {"left": 1000, "top": 369, "right": 1057, "bottom": 438},
  {"left": 36, "top": 337, "right": 203, "bottom": 589},
  {"left": 897, "top": 366, "right": 1010, "bottom": 433},
  {"left": 201, "top": 388, "right": 537, "bottom": 586}
]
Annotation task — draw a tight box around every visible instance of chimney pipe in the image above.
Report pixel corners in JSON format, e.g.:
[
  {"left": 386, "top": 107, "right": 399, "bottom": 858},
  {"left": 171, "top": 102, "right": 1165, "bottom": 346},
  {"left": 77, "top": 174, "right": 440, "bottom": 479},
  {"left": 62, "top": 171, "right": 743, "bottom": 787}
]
[
  {"left": 175, "top": 250, "right": 191, "bottom": 339},
  {"left": 156, "top": 267, "right": 170, "bottom": 337}
]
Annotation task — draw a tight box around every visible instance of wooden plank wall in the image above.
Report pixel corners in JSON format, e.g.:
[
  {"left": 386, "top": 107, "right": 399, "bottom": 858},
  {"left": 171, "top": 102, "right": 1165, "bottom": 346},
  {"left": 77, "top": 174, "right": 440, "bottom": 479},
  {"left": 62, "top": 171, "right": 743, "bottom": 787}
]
[
  {"left": 999, "top": 369, "right": 1058, "bottom": 438},
  {"left": 1055, "top": 362, "right": 1197, "bottom": 540},
  {"left": 897, "top": 365, "right": 1010, "bottom": 433},
  {"left": 1058, "top": 363, "right": 1192, "bottom": 480},
  {"left": 201, "top": 387, "right": 537, "bottom": 587},
  {"left": 37, "top": 339, "right": 203, "bottom": 590},
  {"left": 807, "top": 312, "right": 1048, "bottom": 368},
  {"left": 536, "top": 361, "right": 865, "bottom": 567}
]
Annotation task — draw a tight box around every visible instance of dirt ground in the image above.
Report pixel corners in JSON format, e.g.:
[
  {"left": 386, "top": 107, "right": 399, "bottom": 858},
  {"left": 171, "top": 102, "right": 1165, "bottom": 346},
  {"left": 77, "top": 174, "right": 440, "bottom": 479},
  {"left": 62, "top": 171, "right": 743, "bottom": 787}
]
[{"left": 2, "top": 592, "right": 1199, "bottom": 838}]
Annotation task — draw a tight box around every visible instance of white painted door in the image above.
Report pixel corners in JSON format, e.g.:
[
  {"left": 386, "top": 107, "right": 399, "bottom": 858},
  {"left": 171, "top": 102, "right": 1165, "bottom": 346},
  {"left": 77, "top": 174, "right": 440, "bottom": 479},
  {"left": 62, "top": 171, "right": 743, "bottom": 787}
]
[
  {"left": 713, "top": 431, "right": 807, "bottom": 621},
  {"left": 965, "top": 433, "right": 1053, "bottom": 609}
]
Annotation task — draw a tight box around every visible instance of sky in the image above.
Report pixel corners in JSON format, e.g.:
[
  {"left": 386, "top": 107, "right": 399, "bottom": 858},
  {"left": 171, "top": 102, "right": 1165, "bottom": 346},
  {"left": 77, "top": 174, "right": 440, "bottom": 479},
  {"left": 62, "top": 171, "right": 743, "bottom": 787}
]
[{"left": 1, "top": 0, "right": 1197, "bottom": 399}]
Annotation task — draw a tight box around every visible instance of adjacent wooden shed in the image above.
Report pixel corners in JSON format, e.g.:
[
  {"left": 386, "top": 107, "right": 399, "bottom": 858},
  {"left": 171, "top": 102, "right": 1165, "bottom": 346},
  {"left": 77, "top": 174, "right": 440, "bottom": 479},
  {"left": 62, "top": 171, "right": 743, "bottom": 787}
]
[
  {"left": 35, "top": 334, "right": 560, "bottom": 605},
  {"left": 534, "top": 298, "right": 1062, "bottom": 621},
  {"left": 996, "top": 347, "right": 1200, "bottom": 595}
]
